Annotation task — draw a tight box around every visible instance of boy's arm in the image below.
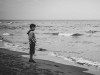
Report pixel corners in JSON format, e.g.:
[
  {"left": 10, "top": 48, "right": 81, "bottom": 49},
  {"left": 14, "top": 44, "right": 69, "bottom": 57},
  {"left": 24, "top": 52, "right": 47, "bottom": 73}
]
[
  {"left": 29, "top": 31, "right": 36, "bottom": 43},
  {"left": 29, "top": 31, "right": 33, "bottom": 40}
]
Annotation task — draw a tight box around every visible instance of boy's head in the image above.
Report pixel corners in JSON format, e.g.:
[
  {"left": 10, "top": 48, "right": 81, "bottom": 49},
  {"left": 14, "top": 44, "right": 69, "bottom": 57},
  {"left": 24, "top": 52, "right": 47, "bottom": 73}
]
[{"left": 30, "top": 24, "right": 36, "bottom": 30}]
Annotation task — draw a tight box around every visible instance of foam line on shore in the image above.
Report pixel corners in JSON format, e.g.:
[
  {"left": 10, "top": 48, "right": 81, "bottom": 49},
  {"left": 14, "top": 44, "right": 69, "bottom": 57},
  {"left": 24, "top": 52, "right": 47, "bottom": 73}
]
[
  {"left": 3, "top": 41, "right": 100, "bottom": 68},
  {"left": 4, "top": 42, "right": 28, "bottom": 53},
  {"left": 48, "top": 52, "right": 100, "bottom": 68}
]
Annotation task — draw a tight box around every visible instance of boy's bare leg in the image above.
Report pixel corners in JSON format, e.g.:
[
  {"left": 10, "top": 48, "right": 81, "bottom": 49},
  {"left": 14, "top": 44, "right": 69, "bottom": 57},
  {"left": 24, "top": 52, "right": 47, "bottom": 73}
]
[
  {"left": 29, "top": 54, "right": 36, "bottom": 63},
  {"left": 30, "top": 54, "right": 33, "bottom": 60}
]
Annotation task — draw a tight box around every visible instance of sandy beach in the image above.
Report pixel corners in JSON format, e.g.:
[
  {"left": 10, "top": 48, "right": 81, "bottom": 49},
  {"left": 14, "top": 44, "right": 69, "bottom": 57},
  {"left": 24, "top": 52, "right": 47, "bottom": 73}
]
[
  {"left": 0, "top": 20, "right": 100, "bottom": 75},
  {"left": 0, "top": 42, "right": 96, "bottom": 75}
]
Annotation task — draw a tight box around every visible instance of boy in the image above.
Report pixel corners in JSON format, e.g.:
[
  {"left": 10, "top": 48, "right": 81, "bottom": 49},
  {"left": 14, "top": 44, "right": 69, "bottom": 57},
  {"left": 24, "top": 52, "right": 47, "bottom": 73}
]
[{"left": 27, "top": 24, "right": 36, "bottom": 63}]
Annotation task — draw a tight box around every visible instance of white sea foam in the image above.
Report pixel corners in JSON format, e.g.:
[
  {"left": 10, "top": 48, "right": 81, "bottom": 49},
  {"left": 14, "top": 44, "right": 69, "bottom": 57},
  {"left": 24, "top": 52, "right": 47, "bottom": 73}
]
[
  {"left": 3, "top": 33, "right": 10, "bottom": 36},
  {"left": 48, "top": 52, "right": 100, "bottom": 68},
  {"left": 7, "top": 22, "right": 12, "bottom": 24},
  {"left": 48, "top": 52, "right": 57, "bottom": 56},
  {"left": 4, "top": 42, "right": 28, "bottom": 53},
  {"left": 58, "top": 33, "right": 73, "bottom": 37}
]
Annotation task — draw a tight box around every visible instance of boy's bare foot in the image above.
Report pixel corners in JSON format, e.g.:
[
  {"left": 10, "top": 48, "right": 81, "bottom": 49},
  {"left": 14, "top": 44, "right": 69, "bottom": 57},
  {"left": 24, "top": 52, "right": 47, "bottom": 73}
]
[{"left": 29, "top": 59, "right": 36, "bottom": 63}]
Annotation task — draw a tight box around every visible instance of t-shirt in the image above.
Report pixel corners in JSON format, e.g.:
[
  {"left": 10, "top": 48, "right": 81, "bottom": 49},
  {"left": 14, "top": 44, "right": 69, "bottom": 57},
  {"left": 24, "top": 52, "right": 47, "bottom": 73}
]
[{"left": 27, "top": 30, "right": 36, "bottom": 44}]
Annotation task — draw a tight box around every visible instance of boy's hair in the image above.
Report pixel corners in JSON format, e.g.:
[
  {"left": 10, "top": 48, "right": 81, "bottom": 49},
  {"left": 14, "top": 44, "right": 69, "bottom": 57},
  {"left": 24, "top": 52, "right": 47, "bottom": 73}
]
[{"left": 30, "top": 24, "right": 36, "bottom": 29}]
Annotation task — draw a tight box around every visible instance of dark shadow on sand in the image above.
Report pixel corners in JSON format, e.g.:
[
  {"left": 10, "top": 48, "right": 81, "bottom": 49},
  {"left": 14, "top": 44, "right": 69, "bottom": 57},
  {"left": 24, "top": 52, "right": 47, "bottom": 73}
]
[{"left": 0, "top": 48, "right": 29, "bottom": 55}]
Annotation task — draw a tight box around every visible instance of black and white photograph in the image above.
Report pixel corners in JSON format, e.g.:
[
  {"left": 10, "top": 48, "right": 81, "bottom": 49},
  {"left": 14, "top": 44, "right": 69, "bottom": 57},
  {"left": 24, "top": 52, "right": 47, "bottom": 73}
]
[{"left": 0, "top": 0, "right": 100, "bottom": 75}]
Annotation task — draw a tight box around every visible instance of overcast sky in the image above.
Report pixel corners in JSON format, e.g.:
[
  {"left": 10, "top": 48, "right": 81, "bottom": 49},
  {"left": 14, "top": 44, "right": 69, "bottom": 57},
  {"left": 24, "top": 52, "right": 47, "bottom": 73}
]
[{"left": 0, "top": 0, "right": 100, "bottom": 20}]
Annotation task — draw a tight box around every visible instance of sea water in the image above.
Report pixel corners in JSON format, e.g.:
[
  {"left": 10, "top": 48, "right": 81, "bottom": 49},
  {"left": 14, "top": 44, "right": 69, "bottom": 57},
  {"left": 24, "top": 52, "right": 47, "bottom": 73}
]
[{"left": 1, "top": 20, "right": 100, "bottom": 68}]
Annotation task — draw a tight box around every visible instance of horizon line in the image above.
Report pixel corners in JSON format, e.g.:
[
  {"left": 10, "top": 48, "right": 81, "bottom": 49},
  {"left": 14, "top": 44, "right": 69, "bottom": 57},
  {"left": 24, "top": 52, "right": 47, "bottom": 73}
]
[{"left": 0, "top": 19, "right": 100, "bottom": 21}]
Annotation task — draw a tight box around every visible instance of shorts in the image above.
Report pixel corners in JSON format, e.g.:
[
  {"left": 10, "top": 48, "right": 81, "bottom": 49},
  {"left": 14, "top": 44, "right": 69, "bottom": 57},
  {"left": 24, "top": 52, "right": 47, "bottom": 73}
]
[{"left": 30, "top": 43, "right": 35, "bottom": 54}]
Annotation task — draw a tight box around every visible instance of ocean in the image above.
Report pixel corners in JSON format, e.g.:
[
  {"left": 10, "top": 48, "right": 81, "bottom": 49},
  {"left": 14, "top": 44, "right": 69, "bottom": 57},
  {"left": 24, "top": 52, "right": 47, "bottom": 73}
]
[{"left": 0, "top": 20, "right": 100, "bottom": 68}]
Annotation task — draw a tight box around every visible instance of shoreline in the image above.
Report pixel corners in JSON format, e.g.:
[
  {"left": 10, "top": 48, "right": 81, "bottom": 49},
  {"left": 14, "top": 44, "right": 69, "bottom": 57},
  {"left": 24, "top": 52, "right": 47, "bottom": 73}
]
[
  {"left": 0, "top": 48, "right": 94, "bottom": 75},
  {"left": 0, "top": 40, "right": 100, "bottom": 75},
  {"left": 3, "top": 41, "right": 100, "bottom": 68}
]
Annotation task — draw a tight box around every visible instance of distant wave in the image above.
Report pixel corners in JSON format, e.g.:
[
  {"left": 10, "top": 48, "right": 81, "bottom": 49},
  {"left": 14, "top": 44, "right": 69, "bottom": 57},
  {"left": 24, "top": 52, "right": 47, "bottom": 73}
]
[
  {"left": 59, "top": 33, "right": 83, "bottom": 37},
  {"left": 43, "top": 32, "right": 83, "bottom": 37},
  {"left": 59, "top": 33, "right": 73, "bottom": 36},
  {"left": 86, "top": 30, "right": 100, "bottom": 33}
]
